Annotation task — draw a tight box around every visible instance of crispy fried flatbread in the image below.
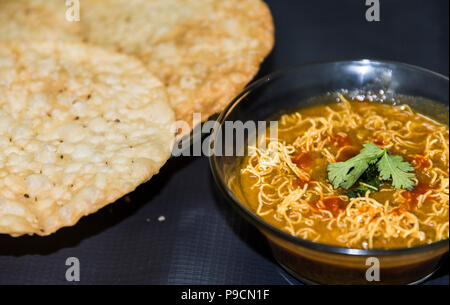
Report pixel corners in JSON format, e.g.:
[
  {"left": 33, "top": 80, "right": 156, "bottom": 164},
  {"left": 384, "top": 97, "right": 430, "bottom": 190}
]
[
  {"left": 0, "top": 0, "right": 83, "bottom": 43},
  {"left": 80, "top": 0, "right": 274, "bottom": 132},
  {"left": 0, "top": 42, "right": 175, "bottom": 236}
]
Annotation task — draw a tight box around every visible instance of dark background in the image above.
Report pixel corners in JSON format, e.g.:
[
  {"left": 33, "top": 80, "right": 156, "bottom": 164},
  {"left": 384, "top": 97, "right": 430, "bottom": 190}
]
[{"left": 0, "top": 0, "right": 448, "bottom": 285}]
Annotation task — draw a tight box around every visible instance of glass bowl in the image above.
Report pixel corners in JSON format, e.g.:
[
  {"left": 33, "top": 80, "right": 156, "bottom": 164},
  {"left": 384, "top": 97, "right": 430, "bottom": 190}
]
[{"left": 209, "top": 60, "right": 449, "bottom": 285}]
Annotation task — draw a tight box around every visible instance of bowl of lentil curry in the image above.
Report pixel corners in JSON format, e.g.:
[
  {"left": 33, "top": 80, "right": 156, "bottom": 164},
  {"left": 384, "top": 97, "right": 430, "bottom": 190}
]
[{"left": 210, "top": 60, "right": 449, "bottom": 284}]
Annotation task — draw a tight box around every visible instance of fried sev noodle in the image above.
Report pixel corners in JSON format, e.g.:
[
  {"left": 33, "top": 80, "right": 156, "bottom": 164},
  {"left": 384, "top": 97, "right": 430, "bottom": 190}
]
[{"left": 241, "top": 95, "right": 449, "bottom": 249}]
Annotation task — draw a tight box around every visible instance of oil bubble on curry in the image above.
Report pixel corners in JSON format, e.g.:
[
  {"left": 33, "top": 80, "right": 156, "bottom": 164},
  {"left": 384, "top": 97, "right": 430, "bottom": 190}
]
[{"left": 235, "top": 93, "right": 449, "bottom": 249}]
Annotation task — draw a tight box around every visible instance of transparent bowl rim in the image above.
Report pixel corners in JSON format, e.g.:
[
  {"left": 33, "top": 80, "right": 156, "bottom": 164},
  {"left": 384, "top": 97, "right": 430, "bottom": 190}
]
[{"left": 209, "top": 59, "right": 449, "bottom": 256}]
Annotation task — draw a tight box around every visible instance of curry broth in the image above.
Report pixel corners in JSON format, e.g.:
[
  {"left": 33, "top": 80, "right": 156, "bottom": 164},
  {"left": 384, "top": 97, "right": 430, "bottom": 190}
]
[{"left": 236, "top": 94, "right": 449, "bottom": 249}]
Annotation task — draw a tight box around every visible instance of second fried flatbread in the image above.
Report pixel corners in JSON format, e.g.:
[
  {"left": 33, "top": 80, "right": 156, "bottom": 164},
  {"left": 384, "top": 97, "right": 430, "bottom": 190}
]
[
  {"left": 0, "top": 0, "right": 83, "bottom": 43},
  {"left": 81, "top": 0, "right": 274, "bottom": 132}
]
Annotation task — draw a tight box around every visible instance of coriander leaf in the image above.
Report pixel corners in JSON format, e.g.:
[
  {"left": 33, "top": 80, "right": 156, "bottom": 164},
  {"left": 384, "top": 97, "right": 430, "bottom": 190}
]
[
  {"left": 327, "top": 143, "right": 384, "bottom": 190},
  {"left": 346, "top": 181, "right": 380, "bottom": 198},
  {"left": 359, "top": 142, "right": 386, "bottom": 163},
  {"left": 328, "top": 160, "right": 369, "bottom": 189},
  {"left": 347, "top": 185, "right": 371, "bottom": 198},
  {"left": 346, "top": 165, "right": 382, "bottom": 197},
  {"left": 377, "top": 152, "right": 416, "bottom": 190},
  {"left": 362, "top": 165, "right": 381, "bottom": 185}
]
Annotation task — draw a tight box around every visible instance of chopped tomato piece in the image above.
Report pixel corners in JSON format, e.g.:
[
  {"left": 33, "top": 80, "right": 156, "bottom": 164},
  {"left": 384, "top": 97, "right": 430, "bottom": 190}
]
[
  {"left": 329, "top": 132, "right": 353, "bottom": 148},
  {"left": 372, "top": 137, "right": 387, "bottom": 148},
  {"left": 401, "top": 182, "right": 432, "bottom": 208},
  {"left": 410, "top": 154, "right": 431, "bottom": 170},
  {"left": 315, "top": 197, "right": 347, "bottom": 216},
  {"left": 294, "top": 178, "right": 309, "bottom": 188},
  {"left": 291, "top": 152, "right": 313, "bottom": 169}
]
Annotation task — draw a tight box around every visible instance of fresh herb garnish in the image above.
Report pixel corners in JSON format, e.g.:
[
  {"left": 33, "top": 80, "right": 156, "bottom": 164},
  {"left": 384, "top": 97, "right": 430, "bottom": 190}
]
[
  {"left": 346, "top": 165, "right": 381, "bottom": 198},
  {"left": 327, "top": 143, "right": 385, "bottom": 190},
  {"left": 327, "top": 142, "right": 416, "bottom": 193},
  {"left": 377, "top": 152, "right": 416, "bottom": 190}
]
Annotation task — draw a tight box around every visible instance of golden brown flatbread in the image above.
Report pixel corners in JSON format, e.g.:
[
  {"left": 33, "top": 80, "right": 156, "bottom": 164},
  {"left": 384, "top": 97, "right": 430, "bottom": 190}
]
[
  {"left": 80, "top": 0, "right": 274, "bottom": 132},
  {"left": 0, "top": 0, "right": 83, "bottom": 43},
  {"left": 0, "top": 42, "right": 175, "bottom": 236}
]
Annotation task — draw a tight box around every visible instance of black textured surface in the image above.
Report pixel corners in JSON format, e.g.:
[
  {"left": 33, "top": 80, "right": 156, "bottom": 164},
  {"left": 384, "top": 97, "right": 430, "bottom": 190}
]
[{"left": 0, "top": 0, "right": 448, "bottom": 285}]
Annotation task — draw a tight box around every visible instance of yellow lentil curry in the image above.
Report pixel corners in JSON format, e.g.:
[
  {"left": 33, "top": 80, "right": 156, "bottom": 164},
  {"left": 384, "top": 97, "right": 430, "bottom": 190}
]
[{"left": 237, "top": 94, "right": 449, "bottom": 249}]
